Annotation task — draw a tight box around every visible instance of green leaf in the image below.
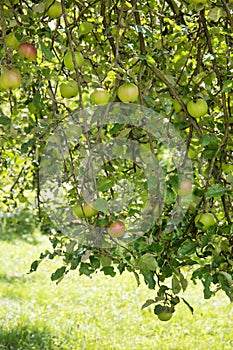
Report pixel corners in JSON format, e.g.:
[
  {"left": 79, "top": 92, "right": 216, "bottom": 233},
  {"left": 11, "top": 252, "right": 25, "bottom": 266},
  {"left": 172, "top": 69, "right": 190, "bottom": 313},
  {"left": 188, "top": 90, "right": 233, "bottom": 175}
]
[
  {"left": 0, "top": 115, "right": 11, "bottom": 125},
  {"left": 51, "top": 266, "right": 66, "bottom": 281},
  {"left": 141, "top": 270, "right": 156, "bottom": 289},
  {"left": 178, "top": 241, "right": 198, "bottom": 257},
  {"left": 199, "top": 134, "right": 218, "bottom": 146},
  {"left": 172, "top": 274, "right": 181, "bottom": 294},
  {"left": 206, "top": 184, "right": 228, "bottom": 198},
  {"left": 180, "top": 272, "right": 188, "bottom": 291},
  {"left": 136, "top": 254, "right": 158, "bottom": 271},
  {"left": 79, "top": 262, "right": 94, "bottom": 276},
  {"left": 101, "top": 266, "right": 116, "bottom": 277},
  {"left": 94, "top": 198, "right": 109, "bottom": 213},
  {"left": 141, "top": 299, "right": 155, "bottom": 310},
  {"left": 40, "top": 40, "right": 53, "bottom": 60},
  {"left": 97, "top": 178, "right": 115, "bottom": 192},
  {"left": 29, "top": 260, "right": 40, "bottom": 273}
]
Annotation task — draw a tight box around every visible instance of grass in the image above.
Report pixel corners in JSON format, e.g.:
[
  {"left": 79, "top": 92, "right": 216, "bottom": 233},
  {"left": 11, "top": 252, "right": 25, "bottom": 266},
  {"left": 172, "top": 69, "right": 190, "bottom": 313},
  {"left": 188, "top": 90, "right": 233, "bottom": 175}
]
[{"left": 0, "top": 231, "right": 232, "bottom": 350}]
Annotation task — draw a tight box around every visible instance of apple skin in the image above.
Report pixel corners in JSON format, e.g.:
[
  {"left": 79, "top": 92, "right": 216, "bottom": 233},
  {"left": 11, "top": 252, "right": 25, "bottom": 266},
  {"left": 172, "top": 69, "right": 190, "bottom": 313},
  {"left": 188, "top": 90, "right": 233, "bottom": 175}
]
[
  {"left": 73, "top": 202, "right": 98, "bottom": 218},
  {"left": 64, "top": 51, "right": 84, "bottom": 70},
  {"left": 108, "top": 221, "right": 125, "bottom": 238},
  {"left": 195, "top": 212, "right": 216, "bottom": 228},
  {"left": 6, "top": 32, "right": 20, "bottom": 49},
  {"left": 46, "top": 0, "right": 62, "bottom": 18},
  {"left": 179, "top": 179, "right": 192, "bottom": 196},
  {"left": 157, "top": 312, "right": 173, "bottom": 321},
  {"left": 60, "top": 80, "right": 78, "bottom": 98},
  {"left": 117, "top": 83, "right": 139, "bottom": 103},
  {"left": 187, "top": 98, "right": 208, "bottom": 118},
  {"left": 0, "top": 70, "right": 21, "bottom": 90},
  {"left": 90, "top": 88, "right": 110, "bottom": 105},
  {"left": 18, "top": 43, "right": 37, "bottom": 60},
  {"left": 79, "top": 22, "right": 93, "bottom": 36}
]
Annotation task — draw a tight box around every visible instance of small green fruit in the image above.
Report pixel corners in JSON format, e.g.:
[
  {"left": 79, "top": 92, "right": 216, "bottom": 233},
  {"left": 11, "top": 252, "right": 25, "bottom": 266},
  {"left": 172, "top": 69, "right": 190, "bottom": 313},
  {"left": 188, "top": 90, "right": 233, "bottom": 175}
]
[
  {"left": 46, "top": 0, "right": 62, "bottom": 18},
  {"left": 78, "top": 22, "right": 94, "bottom": 36},
  {"left": 157, "top": 312, "right": 173, "bottom": 321},
  {"left": 64, "top": 51, "right": 84, "bottom": 70},
  {"left": 117, "top": 83, "right": 138, "bottom": 103},
  {"left": 0, "top": 70, "right": 21, "bottom": 90},
  {"left": 90, "top": 88, "right": 110, "bottom": 105},
  {"left": 60, "top": 80, "right": 78, "bottom": 98},
  {"left": 187, "top": 98, "right": 208, "bottom": 118},
  {"left": 195, "top": 212, "right": 216, "bottom": 228}
]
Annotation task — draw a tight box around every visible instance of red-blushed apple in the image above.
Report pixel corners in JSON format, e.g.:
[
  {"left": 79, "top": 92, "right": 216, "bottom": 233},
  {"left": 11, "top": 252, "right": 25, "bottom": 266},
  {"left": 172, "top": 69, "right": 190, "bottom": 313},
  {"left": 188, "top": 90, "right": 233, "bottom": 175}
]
[
  {"left": 18, "top": 43, "right": 37, "bottom": 60},
  {"left": 64, "top": 51, "right": 84, "bottom": 70},
  {"left": 90, "top": 88, "right": 110, "bottom": 105},
  {"left": 179, "top": 179, "right": 192, "bottom": 196},
  {"left": 0, "top": 69, "right": 21, "bottom": 90},
  {"left": 117, "top": 83, "right": 138, "bottom": 103},
  {"left": 108, "top": 221, "right": 125, "bottom": 238}
]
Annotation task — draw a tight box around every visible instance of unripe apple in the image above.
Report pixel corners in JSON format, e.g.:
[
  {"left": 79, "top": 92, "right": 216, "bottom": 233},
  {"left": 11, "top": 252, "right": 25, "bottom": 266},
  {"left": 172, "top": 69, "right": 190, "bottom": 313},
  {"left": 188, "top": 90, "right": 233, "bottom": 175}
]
[
  {"left": 187, "top": 98, "right": 208, "bottom": 118},
  {"left": 60, "top": 80, "right": 78, "bottom": 98},
  {"left": 0, "top": 70, "right": 21, "bottom": 90},
  {"left": 18, "top": 43, "right": 37, "bottom": 60},
  {"left": 90, "top": 88, "right": 110, "bottom": 105},
  {"left": 46, "top": 0, "right": 62, "bottom": 18},
  {"left": 108, "top": 221, "right": 125, "bottom": 238},
  {"left": 179, "top": 179, "right": 192, "bottom": 196},
  {"left": 6, "top": 32, "right": 20, "bottom": 49},
  {"left": 78, "top": 22, "right": 94, "bottom": 36},
  {"left": 64, "top": 51, "right": 84, "bottom": 70},
  {"left": 73, "top": 202, "right": 98, "bottom": 218},
  {"left": 195, "top": 212, "right": 216, "bottom": 228},
  {"left": 117, "top": 83, "right": 139, "bottom": 103}
]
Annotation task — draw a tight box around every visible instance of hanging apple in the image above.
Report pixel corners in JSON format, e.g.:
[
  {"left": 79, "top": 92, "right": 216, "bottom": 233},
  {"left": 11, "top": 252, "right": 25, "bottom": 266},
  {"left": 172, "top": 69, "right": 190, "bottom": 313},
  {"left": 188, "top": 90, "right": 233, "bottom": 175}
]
[
  {"left": 64, "top": 51, "right": 84, "bottom": 70},
  {"left": 179, "top": 179, "right": 192, "bottom": 196},
  {"left": 78, "top": 22, "right": 94, "bottom": 36},
  {"left": 0, "top": 69, "right": 21, "bottom": 90},
  {"left": 195, "top": 212, "right": 216, "bottom": 228},
  {"left": 108, "top": 221, "right": 125, "bottom": 238},
  {"left": 90, "top": 88, "right": 110, "bottom": 105},
  {"left": 18, "top": 43, "right": 37, "bottom": 60},
  {"left": 45, "top": 0, "right": 62, "bottom": 18},
  {"left": 60, "top": 80, "right": 78, "bottom": 98},
  {"left": 117, "top": 83, "right": 139, "bottom": 103},
  {"left": 187, "top": 98, "right": 208, "bottom": 118}
]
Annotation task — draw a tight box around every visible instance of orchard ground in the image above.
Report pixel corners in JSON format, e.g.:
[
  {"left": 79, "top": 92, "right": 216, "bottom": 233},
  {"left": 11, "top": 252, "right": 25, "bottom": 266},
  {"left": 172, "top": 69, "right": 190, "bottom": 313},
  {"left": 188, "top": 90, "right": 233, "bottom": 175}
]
[{"left": 0, "top": 229, "right": 232, "bottom": 350}]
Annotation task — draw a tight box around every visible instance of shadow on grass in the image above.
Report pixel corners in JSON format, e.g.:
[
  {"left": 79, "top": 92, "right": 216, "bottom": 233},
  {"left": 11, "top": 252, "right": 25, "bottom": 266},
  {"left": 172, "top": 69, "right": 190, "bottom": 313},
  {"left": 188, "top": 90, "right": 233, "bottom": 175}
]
[
  {"left": 0, "top": 324, "right": 62, "bottom": 350},
  {"left": 0, "top": 209, "right": 39, "bottom": 244}
]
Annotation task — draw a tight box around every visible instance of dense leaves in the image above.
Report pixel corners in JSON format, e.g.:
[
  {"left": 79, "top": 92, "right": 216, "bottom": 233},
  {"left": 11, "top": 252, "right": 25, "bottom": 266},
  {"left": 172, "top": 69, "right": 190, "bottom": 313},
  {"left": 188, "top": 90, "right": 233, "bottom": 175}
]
[{"left": 0, "top": 0, "right": 233, "bottom": 314}]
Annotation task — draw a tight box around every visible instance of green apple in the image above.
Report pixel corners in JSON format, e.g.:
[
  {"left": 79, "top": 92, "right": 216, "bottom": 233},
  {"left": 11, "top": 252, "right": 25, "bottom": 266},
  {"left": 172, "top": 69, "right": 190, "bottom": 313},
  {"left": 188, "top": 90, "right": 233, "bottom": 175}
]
[
  {"left": 73, "top": 202, "right": 98, "bottom": 218},
  {"left": 0, "top": 69, "right": 21, "bottom": 90},
  {"left": 187, "top": 98, "right": 208, "bottom": 118},
  {"left": 157, "top": 312, "right": 173, "bottom": 321},
  {"left": 60, "top": 80, "right": 78, "bottom": 98},
  {"left": 78, "top": 22, "right": 93, "bottom": 36},
  {"left": 108, "top": 221, "right": 125, "bottom": 238},
  {"left": 46, "top": 0, "right": 62, "bottom": 18},
  {"left": 173, "top": 99, "right": 182, "bottom": 112},
  {"left": 6, "top": 32, "right": 20, "bottom": 49},
  {"left": 18, "top": 43, "right": 37, "bottom": 60},
  {"left": 179, "top": 179, "right": 192, "bottom": 196},
  {"left": 90, "top": 88, "right": 110, "bottom": 105},
  {"left": 117, "top": 83, "right": 139, "bottom": 103},
  {"left": 195, "top": 212, "right": 216, "bottom": 228},
  {"left": 64, "top": 51, "right": 84, "bottom": 70}
]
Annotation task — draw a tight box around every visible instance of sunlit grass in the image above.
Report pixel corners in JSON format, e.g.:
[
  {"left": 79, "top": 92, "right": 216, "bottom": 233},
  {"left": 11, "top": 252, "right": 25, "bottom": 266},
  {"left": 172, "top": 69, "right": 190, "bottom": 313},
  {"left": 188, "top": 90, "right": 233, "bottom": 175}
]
[{"left": 0, "top": 233, "right": 232, "bottom": 350}]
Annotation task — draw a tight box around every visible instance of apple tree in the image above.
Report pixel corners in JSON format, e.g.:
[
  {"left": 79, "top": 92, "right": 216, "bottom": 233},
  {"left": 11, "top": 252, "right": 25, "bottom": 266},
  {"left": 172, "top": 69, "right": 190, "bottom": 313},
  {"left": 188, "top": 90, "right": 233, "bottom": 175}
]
[{"left": 0, "top": 0, "right": 232, "bottom": 319}]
